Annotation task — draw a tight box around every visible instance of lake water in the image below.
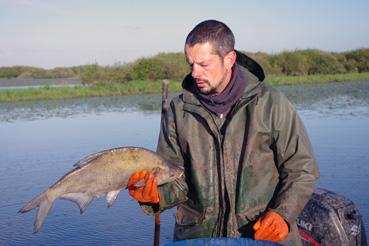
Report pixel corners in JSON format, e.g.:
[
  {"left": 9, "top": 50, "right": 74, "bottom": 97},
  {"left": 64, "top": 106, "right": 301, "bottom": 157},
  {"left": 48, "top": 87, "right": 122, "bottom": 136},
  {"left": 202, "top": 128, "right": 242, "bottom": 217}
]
[
  {"left": 0, "top": 77, "right": 81, "bottom": 90},
  {"left": 0, "top": 80, "right": 368, "bottom": 245}
]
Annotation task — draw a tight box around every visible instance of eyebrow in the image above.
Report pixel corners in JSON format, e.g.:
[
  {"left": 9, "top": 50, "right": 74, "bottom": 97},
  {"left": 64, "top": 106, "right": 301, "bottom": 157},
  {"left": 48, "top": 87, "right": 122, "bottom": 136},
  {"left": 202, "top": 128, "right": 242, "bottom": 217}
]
[{"left": 187, "top": 59, "right": 209, "bottom": 66}]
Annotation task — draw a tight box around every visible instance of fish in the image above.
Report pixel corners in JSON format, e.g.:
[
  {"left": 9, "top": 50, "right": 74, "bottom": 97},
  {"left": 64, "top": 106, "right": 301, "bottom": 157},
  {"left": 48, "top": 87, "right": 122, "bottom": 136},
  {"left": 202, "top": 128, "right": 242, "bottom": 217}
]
[{"left": 18, "top": 146, "right": 183, "bottom": 233}]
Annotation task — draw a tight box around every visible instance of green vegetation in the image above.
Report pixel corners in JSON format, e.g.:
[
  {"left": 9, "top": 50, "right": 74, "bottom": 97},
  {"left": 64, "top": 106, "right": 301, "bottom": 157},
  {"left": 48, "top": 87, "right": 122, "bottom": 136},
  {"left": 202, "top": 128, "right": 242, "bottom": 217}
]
[
  {"left": 0, "top": 66, "right": 77, "bottom": 79},
  {"left": 76, "top": 52, "right": 188, "bottom": 85},
  {"left": 0, "top": 81, "right": 182, "bottom": 102},
  {"left": 1, "top": 72, "right": 368, "bottom": 102},
  {"left": 1, "top": 48, "right": 368, "bottom": 83},
  {"left": 0, "top": 48, "right": 368, "bottom": 102}
]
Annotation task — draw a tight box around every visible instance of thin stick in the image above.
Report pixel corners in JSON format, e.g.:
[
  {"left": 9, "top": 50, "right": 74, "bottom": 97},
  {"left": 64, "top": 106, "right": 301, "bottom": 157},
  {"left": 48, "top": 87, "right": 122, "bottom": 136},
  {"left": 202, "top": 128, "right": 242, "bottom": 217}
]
[
  {"left": 161, "top": 79, "right": 169, "bottom": 126},
  {"left": 154, "top": 79, "right": 169, "bottom": 246},
  {"left": 154, "top": 211, "right": 161, "bottom": 246}
]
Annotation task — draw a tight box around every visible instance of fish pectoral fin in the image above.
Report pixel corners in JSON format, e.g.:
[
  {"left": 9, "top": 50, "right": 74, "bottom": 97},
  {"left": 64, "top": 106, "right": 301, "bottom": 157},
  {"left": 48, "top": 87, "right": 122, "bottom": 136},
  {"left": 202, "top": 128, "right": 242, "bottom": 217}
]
[
  {"left": 106, "top": 190, "right": 121, "bottom": 208},
  {"left": 60, "top": 193, "right": 93, "bottom": 214}
]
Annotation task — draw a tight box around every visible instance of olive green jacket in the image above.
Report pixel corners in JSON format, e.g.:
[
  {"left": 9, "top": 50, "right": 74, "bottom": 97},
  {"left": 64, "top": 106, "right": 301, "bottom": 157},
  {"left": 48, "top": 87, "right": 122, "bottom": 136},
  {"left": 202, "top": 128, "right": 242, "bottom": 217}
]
[{"left": 148, "top": 51, "right": 319, "bottom": 245}]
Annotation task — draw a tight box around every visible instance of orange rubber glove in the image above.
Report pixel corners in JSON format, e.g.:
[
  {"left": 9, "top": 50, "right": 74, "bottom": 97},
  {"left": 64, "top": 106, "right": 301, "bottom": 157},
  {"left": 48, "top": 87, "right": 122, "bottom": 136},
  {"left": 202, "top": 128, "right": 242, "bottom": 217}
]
[
  {"left": 127, "top": 170, "right": 160, "bottom": 203},
  {"left": 253, "top": 211, "right": 289, "bottom": 242}
]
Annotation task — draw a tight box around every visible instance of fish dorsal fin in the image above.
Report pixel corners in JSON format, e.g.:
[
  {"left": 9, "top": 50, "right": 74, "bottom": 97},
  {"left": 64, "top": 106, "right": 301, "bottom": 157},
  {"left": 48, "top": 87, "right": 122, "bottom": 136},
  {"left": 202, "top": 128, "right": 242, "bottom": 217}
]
[
  {"left": 60, "top": 193, "right": 93, "bottom": 214},
  {"left": 73, "top": 150, "right": 110, "bottom": 168}
]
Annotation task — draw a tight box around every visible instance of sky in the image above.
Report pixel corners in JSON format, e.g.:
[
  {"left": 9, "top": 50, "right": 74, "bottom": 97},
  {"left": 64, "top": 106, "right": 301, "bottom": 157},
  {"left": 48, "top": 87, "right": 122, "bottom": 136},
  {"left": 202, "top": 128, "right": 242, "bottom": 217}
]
[{"left": 0, "top": 0, "right": 368, "bottom": 68}]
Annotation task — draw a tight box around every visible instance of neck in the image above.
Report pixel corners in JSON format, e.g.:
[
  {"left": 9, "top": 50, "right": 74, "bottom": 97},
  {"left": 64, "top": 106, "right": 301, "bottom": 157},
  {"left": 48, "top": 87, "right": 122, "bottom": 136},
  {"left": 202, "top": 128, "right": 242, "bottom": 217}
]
[
  {"left": 214, "top": 67, "right": 233, "bottom": 95},
  {"left": 194, "top": 64, "right": 246, "bottom": 115}
]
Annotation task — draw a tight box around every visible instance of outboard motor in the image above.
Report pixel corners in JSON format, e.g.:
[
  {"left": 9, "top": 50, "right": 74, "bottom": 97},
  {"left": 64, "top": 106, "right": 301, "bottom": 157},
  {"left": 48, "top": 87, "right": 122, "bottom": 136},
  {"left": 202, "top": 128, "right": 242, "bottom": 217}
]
[{"left": 297, "top": 188, "right": 367, "bottom": 246}]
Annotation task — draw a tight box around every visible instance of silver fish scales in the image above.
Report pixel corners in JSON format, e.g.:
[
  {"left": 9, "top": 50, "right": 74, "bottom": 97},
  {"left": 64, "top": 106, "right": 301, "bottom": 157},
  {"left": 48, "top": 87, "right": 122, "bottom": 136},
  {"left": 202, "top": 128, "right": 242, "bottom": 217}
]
[{"left": 19, "top": 147, "right": 183, "bottom": 233}]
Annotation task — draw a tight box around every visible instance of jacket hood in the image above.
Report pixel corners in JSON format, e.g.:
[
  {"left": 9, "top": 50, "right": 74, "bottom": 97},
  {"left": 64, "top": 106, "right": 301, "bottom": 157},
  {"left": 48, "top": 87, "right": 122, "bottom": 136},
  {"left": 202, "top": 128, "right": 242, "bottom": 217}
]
[{"left": 235, "top": 50, "right": 265, "bottom": 82}]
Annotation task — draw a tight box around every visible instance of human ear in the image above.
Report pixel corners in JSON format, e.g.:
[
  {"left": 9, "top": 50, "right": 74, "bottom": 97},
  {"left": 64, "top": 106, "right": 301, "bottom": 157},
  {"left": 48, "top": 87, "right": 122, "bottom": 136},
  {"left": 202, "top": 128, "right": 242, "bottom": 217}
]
[{"left": 224, "top": 50, "right": 237, "bottom": 70}]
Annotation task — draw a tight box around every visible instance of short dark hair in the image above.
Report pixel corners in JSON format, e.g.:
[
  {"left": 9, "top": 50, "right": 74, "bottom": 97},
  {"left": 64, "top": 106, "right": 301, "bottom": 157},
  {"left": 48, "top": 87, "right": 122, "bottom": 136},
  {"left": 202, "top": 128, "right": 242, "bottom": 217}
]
[{"left": 185, "top": 20, "right": 235, "bottom": 58}]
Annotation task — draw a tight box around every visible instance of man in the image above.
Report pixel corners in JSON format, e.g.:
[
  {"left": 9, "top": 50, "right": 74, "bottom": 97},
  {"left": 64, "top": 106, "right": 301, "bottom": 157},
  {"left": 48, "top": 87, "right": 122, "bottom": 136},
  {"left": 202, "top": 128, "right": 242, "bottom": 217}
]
[{"left": 128, "top": 20, "right": 319, "bottom": 245}]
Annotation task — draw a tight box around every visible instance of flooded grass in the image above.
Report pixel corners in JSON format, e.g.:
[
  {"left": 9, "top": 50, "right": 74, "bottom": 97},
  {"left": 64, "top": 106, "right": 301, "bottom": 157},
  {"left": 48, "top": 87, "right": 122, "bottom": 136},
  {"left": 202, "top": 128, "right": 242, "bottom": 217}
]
[
  {"left": 0, "top": 81, "right": 182, "bottom": 102},
  {"left": 0, "top": 73, "right": 368, "bottom": 102},
  {"left": 267, "top": 72, "right": 369, "bottom": 85}
]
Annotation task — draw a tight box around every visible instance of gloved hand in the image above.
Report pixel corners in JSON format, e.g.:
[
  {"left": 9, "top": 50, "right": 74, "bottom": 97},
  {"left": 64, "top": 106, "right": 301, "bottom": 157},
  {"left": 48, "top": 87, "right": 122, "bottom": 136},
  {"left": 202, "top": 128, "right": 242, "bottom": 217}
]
[
  {"left": 253, "top": 211, "right": 289, "bottom": 242},
  {"left": 127, "top": 170, "right": 159, "bottom": 203}
]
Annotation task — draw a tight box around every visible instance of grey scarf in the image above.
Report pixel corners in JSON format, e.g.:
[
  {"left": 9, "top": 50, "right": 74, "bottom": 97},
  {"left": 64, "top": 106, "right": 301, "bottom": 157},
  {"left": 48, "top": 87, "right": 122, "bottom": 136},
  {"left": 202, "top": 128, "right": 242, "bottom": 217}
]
[{"left": 194, "top": 64, "right": 246, "bottom": 115}]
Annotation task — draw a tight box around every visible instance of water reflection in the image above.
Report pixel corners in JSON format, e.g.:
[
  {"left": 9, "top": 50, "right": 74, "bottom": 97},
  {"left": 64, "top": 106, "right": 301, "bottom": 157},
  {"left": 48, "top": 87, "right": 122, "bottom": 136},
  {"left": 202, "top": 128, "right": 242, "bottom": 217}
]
[
  {"left": 1, "top": 80, "right": 368, "bottom": 122},
  {"left": 0, "top": 94, "right": 163, "bottom": 122}
]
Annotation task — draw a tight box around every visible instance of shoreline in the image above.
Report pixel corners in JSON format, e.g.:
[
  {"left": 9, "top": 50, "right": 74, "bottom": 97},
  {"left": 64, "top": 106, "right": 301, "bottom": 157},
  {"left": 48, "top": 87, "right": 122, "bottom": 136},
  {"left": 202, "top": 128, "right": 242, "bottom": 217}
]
[{"left": 1, "top": 72, "right": 368, "bottom": 103}]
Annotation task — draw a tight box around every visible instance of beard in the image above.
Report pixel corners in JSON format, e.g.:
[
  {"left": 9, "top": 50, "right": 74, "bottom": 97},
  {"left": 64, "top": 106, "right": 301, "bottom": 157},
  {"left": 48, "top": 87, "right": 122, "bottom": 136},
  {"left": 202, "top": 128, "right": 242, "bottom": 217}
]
[
  {"left": 196, "top": 79, "right": 212, "bottom": 94},
  {"left": 195, "top": 73, "right": 227, "bottom": 95}
]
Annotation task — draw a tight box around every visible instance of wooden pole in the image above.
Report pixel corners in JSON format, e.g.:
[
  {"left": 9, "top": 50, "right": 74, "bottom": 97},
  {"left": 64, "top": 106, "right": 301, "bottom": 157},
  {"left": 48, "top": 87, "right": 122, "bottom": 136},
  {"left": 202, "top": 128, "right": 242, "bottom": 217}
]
[
  {"left": 154, "top": 211, "right": 161, "bottom": 246},
  {"left": 154, "top": 79, "right": 169, "bottom": 246},
  {"left": 161, "top": 79, "right": 169, "bottom": 126}
]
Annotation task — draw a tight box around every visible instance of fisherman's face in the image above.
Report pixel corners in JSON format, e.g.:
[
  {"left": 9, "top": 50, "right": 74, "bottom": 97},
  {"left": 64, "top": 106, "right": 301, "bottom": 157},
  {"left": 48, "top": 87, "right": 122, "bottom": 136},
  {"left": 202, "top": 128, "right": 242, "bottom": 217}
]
[{"left": 185, "top": 42, "right": 235, "bottom": 95}]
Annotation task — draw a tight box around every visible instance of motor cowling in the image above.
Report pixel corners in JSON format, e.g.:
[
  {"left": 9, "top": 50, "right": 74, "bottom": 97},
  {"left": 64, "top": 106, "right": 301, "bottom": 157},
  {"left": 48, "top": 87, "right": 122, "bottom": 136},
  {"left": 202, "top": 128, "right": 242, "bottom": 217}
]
[{"left": 297, "top": 188, "right": 367, "bottom": 246}]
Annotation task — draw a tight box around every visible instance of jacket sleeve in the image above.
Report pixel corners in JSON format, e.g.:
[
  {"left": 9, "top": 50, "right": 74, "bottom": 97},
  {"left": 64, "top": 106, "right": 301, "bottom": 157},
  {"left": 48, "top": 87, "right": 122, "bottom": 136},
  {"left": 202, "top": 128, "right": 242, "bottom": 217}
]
[
  {"left": 139, "top": 100, "right": 189, "bottom": 215},
  {"left": 271, "top": 94, "right": 319, "bottom": 227}
]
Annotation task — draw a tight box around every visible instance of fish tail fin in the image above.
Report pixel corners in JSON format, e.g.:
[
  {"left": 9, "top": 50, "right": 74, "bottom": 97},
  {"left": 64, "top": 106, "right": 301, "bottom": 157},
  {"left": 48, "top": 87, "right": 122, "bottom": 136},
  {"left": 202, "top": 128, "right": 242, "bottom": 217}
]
[
  {"left": 18, "top": 193, "right": 54, "bottom": 233},
  {"left": 18, "top": 193, "right": 45, "bottom": 213},
  {"left": 33, "top": 197, "right": 53, "bottom": 233}
]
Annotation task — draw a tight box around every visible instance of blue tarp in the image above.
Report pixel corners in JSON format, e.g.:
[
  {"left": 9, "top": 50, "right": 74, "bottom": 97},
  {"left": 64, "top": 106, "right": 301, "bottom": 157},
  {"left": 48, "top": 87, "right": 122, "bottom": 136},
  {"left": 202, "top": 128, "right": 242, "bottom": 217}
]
[{"left": 163, "top": 238, "right": 283, "bottom": 246}]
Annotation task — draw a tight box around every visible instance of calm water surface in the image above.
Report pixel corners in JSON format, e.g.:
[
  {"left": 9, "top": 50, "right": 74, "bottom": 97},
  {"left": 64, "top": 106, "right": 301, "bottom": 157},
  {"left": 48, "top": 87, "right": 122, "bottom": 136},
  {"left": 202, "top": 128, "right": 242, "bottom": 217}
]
[
  {"left": 0, "top": 80, "right": 368, "bottom": 245},
  {"left": 0, "top": 78, "right": 81, "bottom": 90}
]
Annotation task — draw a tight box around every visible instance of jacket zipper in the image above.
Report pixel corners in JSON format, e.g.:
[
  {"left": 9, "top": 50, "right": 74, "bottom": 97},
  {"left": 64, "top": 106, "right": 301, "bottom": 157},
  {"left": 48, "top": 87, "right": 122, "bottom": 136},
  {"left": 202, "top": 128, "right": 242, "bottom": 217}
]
[
  {"left": 216, "top": 95, "right": 259, "bottom": 236},
  {"left": 207, "top": 110, "right": 225, "bottom": 236},
  {"left": 182, "top": 94, "right": 259, "bottom": 236}
]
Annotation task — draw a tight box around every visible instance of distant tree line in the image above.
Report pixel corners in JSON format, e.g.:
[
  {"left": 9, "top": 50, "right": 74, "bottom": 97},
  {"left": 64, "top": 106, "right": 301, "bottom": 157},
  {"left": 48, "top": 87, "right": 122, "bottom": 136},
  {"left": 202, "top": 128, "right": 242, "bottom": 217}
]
[{"left": 0, "top": 48, "right": 368, "bottom": 84}]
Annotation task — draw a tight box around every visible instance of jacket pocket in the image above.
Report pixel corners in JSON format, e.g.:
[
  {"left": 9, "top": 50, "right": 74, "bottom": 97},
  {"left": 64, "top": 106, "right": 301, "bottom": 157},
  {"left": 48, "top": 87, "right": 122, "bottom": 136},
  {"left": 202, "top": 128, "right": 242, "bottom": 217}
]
[
  {"left": 237, "top": 203, "right": 267, "bottom": 223},
  {"left": 175, "top": 203, "right": 205, "bottom": 226},
  {"left": 174, "top": 204, "right": 211, "bottom": 241}
]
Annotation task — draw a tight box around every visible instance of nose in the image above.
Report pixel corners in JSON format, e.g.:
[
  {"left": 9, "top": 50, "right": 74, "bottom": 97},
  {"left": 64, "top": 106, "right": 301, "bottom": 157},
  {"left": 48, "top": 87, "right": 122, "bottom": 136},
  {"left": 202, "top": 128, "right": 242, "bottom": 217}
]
[{"left": 191, "top": 64, "right": 201, "bottom": 78}]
